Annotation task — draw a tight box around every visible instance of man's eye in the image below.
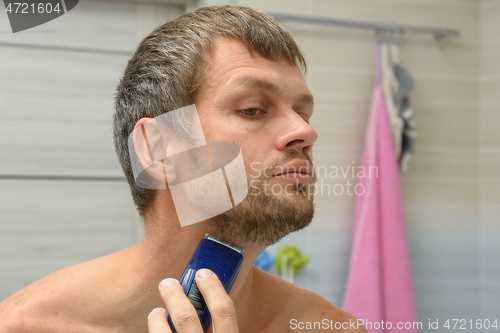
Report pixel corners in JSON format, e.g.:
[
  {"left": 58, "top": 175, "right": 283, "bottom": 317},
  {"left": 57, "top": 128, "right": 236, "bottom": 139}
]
[
  {"left": 300, "top": 114, "right": 311, "bottom": 124},
  {"left": 241, "top": 108, "right": 260, "bottom": 116}
]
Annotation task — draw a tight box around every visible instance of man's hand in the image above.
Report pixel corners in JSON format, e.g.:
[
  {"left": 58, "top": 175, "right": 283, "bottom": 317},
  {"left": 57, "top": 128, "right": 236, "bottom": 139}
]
[{"left": 147, "top": 269, "right": 239, "bottom": 333}]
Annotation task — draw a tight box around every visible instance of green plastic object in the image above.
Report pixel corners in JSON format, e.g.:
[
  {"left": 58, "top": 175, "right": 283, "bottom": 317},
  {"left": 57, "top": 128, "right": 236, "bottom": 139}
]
[{"left": 275, "top": 245, "right": 310, "bottom": 275}]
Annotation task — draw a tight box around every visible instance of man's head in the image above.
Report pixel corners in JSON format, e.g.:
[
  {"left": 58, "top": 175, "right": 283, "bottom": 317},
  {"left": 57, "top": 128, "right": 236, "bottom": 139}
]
[{"left": 114, "top": 5, "right": 317, "bottom": 246}]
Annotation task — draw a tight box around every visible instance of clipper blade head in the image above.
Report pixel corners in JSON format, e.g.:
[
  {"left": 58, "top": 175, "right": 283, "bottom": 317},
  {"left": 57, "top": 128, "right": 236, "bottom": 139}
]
[{"left": 204, "top": 233, "right": 245, "bottom": 254}]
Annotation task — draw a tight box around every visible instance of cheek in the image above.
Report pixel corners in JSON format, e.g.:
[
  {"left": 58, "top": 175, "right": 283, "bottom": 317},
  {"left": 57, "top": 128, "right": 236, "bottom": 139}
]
[
  {"left": 239, "top": 126, "right": 274, "bottom": 150},
  {"left": 238, "top": 139, "right": 271, "bottom": 174},
  {"left": 200, "top": 118, "right": 228, "bottom": 142},
  {"left": 198, "top": 112, "right": 275, "bottom": 164}
]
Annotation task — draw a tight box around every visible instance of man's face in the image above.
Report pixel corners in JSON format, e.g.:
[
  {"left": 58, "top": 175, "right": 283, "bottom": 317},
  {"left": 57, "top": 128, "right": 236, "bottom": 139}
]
[{"left": 193, "top": 38, "right": 318, "bottom": 247}]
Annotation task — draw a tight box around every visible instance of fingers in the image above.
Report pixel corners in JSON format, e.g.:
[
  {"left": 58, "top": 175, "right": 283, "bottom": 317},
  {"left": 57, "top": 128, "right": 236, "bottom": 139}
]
[
  {"left": 196, "top": 269, "right": 239, "bottom": 333},
  {"left": 149, "top": 270, "right": 239, "bottom": 333},
  {"left": 147, "top": 308, "right": 171, "bottom": 333},
  {"left": 158, "top": 278, "right": 203, "bottom": 332}
]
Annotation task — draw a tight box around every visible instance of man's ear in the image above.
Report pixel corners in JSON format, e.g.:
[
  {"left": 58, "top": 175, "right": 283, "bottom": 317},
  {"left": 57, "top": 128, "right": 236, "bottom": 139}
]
[{"left": 132, "top": 118, "right": 176, "bottom": 184}]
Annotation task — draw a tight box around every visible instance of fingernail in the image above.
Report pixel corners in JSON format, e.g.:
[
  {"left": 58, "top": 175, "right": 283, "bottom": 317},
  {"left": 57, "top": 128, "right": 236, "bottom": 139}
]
[
  {"left": 148, "top": 307, "right": 166, "bottom": 319},
  {"left": 159, "top": 278, "right": 177, "bottom": 288},
  {"left": 197, "top": 269, "right": 213, "bottom": 278}
]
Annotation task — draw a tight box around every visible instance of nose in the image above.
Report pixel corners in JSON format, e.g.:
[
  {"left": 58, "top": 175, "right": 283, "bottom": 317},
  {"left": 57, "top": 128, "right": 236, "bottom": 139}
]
[{"left": 274, "top": 111, "right": 318, "bottom": 155}]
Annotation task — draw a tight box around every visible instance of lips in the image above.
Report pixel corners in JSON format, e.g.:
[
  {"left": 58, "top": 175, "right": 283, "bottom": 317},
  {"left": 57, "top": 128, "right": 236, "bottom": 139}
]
[{"left": 272, "top": 159, "right": 313, "bottom": 180}]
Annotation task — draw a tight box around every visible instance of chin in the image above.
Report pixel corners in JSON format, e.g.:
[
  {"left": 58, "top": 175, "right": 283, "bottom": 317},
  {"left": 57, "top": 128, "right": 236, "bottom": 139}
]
[{"left": 208, "top": 188, "right": 315, "bottom": 248}]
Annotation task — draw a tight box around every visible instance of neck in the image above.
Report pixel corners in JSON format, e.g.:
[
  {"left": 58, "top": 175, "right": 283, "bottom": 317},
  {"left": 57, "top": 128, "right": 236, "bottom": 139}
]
[{"left": 123, "top": 193, "right": 265, "bottom": 324}]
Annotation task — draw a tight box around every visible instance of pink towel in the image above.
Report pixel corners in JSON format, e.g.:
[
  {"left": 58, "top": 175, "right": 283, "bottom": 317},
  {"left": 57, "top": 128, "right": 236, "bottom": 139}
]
[{"left": 342, "top": 44, "right": 418, "bottom": 332}]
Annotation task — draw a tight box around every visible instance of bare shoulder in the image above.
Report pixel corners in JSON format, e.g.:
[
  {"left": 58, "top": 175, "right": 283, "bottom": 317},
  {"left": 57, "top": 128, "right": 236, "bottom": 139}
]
[
  {"left": 0, "top": 257, "right": 115, "bottom": 333},
  {"left": 252, "top": 268, "right": 367, "bottom": 333}
]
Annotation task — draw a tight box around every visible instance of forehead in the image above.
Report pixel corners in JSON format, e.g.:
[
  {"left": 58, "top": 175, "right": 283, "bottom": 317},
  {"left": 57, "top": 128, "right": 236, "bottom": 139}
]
[{"left": 197, "top": 38, "right": 312, "bottom": 100}]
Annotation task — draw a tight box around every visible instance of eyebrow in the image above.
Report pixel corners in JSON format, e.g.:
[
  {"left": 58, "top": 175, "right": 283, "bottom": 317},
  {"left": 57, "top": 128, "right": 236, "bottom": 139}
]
[{"left": 230, "top": 76, "right": 314, "bottom": 106}]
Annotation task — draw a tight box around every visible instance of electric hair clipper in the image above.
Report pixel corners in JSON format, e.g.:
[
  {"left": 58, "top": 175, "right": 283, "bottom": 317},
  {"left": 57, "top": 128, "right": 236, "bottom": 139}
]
[{"left": 168, "top": 233, "right": 244, "bottom": 332}]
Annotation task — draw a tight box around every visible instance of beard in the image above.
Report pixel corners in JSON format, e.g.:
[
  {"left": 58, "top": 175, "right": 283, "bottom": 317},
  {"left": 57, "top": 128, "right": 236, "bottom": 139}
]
[{"left": 208, "top": 150, "right": 316, "bottom": 248}]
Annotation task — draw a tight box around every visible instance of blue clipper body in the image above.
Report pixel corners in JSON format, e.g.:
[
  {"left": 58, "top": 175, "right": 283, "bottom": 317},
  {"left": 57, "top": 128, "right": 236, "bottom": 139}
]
[{"left": 168, "top": 233, "right": 244, "bottom": 332}]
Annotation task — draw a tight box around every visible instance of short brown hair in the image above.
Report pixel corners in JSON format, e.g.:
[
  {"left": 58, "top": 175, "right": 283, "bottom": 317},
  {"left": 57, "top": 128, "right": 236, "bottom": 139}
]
[{"left": 113, "top": 5, "right": 307, "bottom": 218}]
